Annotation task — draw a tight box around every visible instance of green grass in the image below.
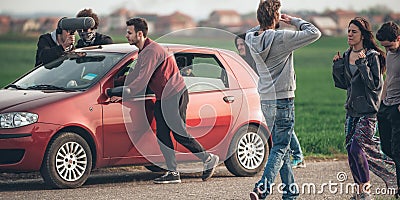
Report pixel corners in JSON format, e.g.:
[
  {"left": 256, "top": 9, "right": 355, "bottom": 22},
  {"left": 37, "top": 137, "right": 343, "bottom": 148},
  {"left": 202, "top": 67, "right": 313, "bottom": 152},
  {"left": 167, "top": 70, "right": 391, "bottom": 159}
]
[
  {"left": 293, "top": 36, "right": 348, "bottom": 156},
  {"left": 0, "top": 34, "right": 37, "bottom": 87},
  {"left": 296, "top": 67, "right": 347, "bottom": 155},
  {"left": 0, "top": 35, "right": 350, "bottom": 157}
]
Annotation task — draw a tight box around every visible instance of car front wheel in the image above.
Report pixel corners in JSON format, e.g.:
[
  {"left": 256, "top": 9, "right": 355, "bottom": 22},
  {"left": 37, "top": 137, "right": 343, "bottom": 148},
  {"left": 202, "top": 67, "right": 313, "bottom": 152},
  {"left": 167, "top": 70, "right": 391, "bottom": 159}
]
[
  {"left": 40, "top": 132, "right": 92, "bottom": 189},
  {"left": 225, "top": 125, "right": 269, "bottom": 176}
]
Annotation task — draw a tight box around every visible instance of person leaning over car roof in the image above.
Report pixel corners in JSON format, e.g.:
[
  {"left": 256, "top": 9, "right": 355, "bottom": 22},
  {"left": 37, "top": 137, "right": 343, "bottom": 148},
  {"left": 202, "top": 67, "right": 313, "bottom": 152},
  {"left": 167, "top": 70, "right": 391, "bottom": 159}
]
[
  {"left": 75, "top": 8, "right": 113, "bottom": 48},
  {"left": 34, "top": 17, "right": 75, "bottom": 67}
]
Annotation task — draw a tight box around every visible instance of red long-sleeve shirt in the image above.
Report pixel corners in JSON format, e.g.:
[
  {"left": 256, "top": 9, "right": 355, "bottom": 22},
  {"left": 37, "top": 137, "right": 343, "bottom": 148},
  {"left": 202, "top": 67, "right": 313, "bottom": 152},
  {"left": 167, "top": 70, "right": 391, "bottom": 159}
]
[{"left": 126, "top": 38, "right": 186, "bottom": 100}]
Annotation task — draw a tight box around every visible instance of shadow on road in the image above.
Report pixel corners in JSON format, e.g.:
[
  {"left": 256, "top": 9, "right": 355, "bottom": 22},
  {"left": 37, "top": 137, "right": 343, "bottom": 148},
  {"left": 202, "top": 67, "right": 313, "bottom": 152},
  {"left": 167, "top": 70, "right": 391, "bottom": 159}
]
[
  {"left": 0, "top": 166, "right": 235, "bottom": 192},
  {"left": 0, "top": 170, "right": 160, "bottom": 191}
]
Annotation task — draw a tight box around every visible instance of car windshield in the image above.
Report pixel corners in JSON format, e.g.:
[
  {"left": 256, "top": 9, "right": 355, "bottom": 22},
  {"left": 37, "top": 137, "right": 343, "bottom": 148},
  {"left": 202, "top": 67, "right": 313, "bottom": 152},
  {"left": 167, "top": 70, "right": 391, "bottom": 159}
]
[{"left": 12, "top": 52, "right": 125, "bottom": 91}]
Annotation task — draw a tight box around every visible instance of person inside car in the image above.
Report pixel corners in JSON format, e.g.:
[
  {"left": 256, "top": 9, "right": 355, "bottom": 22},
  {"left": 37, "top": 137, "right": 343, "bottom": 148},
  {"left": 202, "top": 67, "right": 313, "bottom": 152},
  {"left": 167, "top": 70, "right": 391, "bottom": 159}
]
[{"left": 176, "top": 56, "right": 195, "bottom": 77}]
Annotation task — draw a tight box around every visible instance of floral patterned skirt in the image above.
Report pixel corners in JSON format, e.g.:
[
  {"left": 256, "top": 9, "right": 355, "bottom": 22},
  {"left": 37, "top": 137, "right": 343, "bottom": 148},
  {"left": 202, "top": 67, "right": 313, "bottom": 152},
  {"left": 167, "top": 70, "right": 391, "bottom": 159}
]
[{"left": 345, "top": 115, "right": 397, "bottom": 188}]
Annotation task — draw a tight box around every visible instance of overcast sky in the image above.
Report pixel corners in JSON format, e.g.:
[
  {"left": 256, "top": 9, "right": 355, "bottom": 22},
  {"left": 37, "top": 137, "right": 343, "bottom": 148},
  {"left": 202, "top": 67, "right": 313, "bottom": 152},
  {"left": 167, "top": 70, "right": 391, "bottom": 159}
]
[{"left": 1, "top": 0, "right": 399, "bottom": 20}]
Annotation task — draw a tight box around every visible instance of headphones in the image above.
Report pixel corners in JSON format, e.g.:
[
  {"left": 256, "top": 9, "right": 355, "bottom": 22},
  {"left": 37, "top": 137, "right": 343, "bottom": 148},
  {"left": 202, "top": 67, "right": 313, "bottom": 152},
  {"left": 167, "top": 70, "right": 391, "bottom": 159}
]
[{"left": 56, "top": 17, "right": 67, "bottom": 34}]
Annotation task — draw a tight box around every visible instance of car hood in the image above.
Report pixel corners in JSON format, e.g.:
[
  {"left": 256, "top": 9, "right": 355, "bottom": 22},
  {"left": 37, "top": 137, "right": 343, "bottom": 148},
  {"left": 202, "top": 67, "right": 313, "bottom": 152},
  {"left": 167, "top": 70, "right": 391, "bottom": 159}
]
[{"left": 0, "top": 89, "right": 80, "bottom": 112}]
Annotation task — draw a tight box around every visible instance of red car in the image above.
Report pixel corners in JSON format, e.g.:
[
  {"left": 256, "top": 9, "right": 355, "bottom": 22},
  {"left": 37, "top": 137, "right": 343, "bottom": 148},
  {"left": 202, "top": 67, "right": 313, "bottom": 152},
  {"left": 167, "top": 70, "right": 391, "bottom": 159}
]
[{"left": 0, "top": 43, "right": 270, "bottom": 188}]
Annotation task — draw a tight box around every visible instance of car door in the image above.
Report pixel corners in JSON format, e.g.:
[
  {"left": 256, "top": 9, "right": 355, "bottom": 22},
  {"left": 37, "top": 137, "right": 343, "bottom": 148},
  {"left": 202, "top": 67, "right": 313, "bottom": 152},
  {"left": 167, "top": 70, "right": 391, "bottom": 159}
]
[
  {"left": 171, "top": 50, "right": 243, "bottom": 160},
  {"left": 102, "top": 58, "right": 165, "bottom": 165}
]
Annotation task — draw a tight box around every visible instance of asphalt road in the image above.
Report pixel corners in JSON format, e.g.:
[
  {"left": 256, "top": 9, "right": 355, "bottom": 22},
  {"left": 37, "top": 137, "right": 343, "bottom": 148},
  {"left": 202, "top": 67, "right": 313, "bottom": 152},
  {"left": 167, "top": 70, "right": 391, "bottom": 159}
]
[{"left": 0, "top": 160, "right": 397, "bottom": 200}]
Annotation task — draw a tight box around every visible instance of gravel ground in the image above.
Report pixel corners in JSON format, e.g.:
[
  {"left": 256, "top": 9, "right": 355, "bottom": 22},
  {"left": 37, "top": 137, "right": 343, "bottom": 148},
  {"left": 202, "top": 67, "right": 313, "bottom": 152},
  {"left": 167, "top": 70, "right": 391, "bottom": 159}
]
[{"left": 0, "top": 159, "right": 398, "bottom": 200}]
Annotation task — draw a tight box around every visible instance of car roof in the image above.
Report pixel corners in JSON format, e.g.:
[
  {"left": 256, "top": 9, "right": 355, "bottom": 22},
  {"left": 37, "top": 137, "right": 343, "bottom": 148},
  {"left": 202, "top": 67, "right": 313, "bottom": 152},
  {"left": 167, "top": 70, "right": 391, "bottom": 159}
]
[
  {"left": 74, "top": 43, "right": 138, "bottom": 54},
  {"left": 75, "top": 43, "right": 238, "bottom": 55}
]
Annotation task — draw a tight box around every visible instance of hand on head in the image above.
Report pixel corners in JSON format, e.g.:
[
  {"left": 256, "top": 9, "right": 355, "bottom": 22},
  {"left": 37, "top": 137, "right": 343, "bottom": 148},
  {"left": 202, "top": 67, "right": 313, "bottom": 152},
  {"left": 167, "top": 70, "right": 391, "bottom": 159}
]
[{"left": 280, "top": 14, "right": 292, "bottom": 25}]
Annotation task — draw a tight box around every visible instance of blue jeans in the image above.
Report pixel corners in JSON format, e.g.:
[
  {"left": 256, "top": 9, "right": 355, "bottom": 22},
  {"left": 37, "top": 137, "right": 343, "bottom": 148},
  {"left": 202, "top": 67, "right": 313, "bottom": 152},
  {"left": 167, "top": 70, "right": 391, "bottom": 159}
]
[
  {"left": 290, "top": 132, "right": 303, "bottom": 161},
  {"left": 255, "top": 99, "right": 299, "bottom": 200}
]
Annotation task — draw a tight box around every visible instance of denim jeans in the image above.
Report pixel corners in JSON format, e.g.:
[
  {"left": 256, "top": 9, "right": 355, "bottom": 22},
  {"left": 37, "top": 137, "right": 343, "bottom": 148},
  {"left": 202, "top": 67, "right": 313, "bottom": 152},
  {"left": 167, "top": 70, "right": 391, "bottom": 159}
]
[
  {"left": 290, "top": 132, "right": 303, "bottom": 161},
  {"left": 255, "top": 98, "right": 298, "bottom": 200}
]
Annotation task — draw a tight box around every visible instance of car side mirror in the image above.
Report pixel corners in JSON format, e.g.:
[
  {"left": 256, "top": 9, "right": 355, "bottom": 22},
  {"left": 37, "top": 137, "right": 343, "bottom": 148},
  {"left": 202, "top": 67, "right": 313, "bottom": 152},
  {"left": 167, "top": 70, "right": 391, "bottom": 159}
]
[{"left": 105, "top": 86, "right": 131, "bottom": 98}]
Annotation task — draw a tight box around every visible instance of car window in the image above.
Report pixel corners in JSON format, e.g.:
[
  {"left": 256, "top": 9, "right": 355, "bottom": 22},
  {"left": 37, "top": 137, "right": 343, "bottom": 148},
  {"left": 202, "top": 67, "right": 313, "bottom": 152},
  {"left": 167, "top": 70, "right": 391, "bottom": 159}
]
[
  {"left": 175, "top": 53, "right": 228, "bottom": 93},
  {"left": 113, "top": 59, "right": 136, "bottom": 87},
  {"left": 14, "top": 52, "right": 125, "bottom": 91},
  {"left": 113, "top": 59, "right": 154, "bottom": 95}
]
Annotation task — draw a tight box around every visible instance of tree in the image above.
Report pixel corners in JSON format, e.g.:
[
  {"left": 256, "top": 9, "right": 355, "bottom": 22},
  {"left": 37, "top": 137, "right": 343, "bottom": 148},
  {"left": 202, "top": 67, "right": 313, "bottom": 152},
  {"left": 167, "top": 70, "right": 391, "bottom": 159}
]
[{"left": 360, "top": 5, "right": 392, "bottom": 16}]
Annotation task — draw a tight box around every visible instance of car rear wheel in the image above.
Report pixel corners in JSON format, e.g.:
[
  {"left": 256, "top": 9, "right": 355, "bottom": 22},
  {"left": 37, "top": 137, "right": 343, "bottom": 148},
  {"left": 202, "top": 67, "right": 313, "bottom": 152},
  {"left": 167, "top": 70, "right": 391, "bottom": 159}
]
[
  {"left": 40, "top": 132, "right": 92, "bottom": 189},
  {"left": 225, "top": 125, "right": 269, "bottom": 176}
]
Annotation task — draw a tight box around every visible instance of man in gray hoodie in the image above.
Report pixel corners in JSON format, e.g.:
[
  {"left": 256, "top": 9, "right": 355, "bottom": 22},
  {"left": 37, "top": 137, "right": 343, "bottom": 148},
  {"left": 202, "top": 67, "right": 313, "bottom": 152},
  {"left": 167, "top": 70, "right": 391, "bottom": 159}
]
[{"left": 246, "top": 0, "right": 321, "bottom": 199}]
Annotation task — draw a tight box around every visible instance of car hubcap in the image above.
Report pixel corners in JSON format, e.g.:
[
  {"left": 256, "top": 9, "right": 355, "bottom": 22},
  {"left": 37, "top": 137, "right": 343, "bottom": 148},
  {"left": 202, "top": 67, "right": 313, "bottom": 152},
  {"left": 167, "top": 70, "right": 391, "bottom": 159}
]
[
  {"left": 56, "top": 142, "right": 87, "bottom": 182},
  {"left": 237, "top": 132, "right": 265, "bottom": 170}
]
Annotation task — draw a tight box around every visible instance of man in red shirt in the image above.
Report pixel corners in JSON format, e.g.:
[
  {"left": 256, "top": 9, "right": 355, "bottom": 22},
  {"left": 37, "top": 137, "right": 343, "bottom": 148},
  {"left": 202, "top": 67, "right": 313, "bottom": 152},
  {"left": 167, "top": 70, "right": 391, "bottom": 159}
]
[{"left": 106, "top": 17, "right": 219, "bottom": 184}]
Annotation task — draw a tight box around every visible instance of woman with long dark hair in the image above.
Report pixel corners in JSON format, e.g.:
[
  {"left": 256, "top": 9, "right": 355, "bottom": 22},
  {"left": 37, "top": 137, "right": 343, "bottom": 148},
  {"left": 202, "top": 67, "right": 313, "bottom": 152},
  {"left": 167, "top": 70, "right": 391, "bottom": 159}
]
[{"left": 332, "top": 17, "right": 396, "bottom": 200}]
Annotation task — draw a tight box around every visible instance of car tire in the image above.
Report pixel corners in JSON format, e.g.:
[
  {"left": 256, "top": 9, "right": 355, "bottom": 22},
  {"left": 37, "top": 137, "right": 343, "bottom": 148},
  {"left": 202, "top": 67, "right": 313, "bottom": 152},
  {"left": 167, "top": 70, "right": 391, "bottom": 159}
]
[
  {"left": 144, "top": 165, "right": 167, "bottom": 173},
  {"left": 225, "top": 125, "right": 269, "bottom": 177},
  {"left": 40, "top": 132, "right": 92, "bottom": 189}
]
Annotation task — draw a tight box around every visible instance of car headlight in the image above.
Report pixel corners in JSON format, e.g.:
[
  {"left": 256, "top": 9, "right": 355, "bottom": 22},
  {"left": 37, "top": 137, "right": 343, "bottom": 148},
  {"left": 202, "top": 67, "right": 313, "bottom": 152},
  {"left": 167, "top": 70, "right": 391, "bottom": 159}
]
[{"left": 0, "top": 112, "right": 38, "bottom": 129}]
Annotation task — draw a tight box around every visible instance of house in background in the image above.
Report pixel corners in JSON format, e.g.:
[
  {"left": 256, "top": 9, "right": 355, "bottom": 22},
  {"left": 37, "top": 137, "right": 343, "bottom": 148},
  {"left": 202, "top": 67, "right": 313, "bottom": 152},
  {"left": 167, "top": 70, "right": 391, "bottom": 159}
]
[
  {"left": 239, "top": 12, "right": 258, "bottom": 34},
  {"left": 11, "top": 19, "right": 40, "bottom": 34},
  {"left": 107, "top": 8, "right": 159, "bottom": 35},
  {"left": 108, "top": 8, "right": 135, "bottom": 33},
  {"left": 209, "top": 10, "right": 241, "bottom": 27},
  {"left": 36, "top": 17, "right": 59, "bottom": 34},
  {"left": 98, "top": 15, "right": 110, "bottom": 33},
  {"left": 201, "top": 10, "right": 243, "bottom": 33},
  {"left": 327, "top": 9, "right": 357, "bottom": 34},
  {"left": 369, "top": 15, "right": 385, "bottom": 31},
  {"left": 385, "top": 13, "right": 400, "bottom": 25},
  {"left": 310, "top": 16, "right": 338, "bottom": 36},
  {"left": 136, "top": 13, "right": 158, "bottom": 35},
  {"left": 239, "top": 18, "right": 258, "bottom": 34},
  {"left": 0, "top": 15, "right": 11, "bottom": 34},
  {"left": 2, "top": 8, "right": 400, "bottom": 37},
  {"left": 155, "top": 11, "right": 196, "bottom": 35}
]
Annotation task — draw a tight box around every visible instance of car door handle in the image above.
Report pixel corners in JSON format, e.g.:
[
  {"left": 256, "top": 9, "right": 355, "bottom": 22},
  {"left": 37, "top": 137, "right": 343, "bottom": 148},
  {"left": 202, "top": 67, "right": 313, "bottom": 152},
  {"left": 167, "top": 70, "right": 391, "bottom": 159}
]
[{"left": 223, "top": 96, "right": 235, "bottom": 103}]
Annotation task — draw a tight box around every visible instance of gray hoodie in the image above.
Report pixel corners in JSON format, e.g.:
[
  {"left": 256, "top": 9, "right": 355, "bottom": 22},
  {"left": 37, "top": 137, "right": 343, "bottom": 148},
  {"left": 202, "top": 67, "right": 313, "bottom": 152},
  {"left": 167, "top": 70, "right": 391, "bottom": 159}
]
[{"left": 245, "top": 18, "right": 321, "bottom": 100}]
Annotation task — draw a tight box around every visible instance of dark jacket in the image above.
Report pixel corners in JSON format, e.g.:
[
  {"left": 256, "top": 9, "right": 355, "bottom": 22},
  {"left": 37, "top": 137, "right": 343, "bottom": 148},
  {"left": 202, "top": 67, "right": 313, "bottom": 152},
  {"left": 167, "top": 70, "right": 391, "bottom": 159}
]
[
  {"left": 332, "top": 49, "right": 383, "bottom": 117},
  {"left": 75, "top": 32, "right": 113, "bottom": 48},
  {"left": 241, "top": 54, "right": 257, "bottom": 76},
  {"left": 35, "top": 33, "right": 65, "bottom": 67}
]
